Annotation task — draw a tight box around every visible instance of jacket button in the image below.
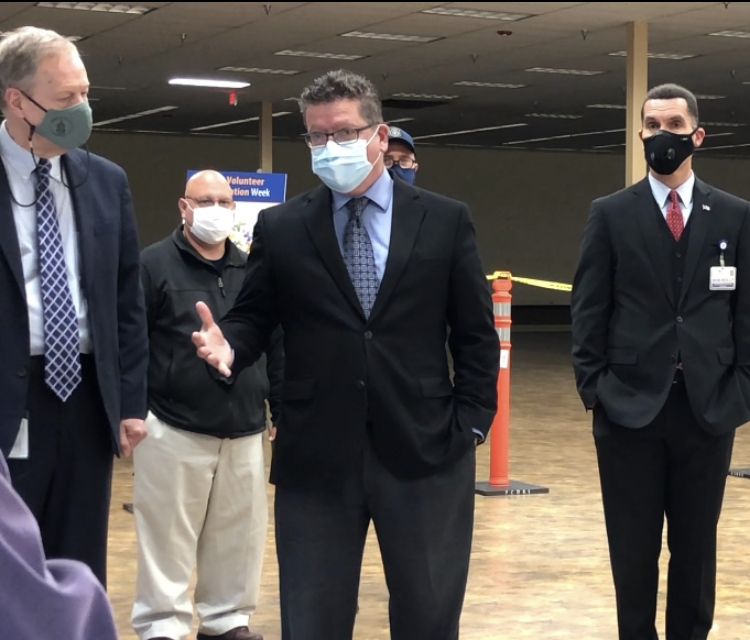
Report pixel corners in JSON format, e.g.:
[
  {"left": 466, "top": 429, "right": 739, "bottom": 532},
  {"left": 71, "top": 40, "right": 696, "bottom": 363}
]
[
  {"left": 355, "top": 380, "right": 366, "bottom": 390},
  {"left": 364, "top": 331, "right": 373, "bottom": 340},
  {"left": 676, "top": 316, "right": 683, "bottom": 323},
  {"left": 17, "top": 367, "right": 27, "bottom": 377}
]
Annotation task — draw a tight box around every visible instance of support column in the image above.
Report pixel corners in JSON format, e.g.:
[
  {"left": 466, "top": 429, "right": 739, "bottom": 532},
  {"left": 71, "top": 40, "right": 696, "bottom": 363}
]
[
  {"left": 259, "top": 100, "right": 273, "bottom": 172},
  {"left": 625, "top": 21, "right": 648, "bottom": 186}
]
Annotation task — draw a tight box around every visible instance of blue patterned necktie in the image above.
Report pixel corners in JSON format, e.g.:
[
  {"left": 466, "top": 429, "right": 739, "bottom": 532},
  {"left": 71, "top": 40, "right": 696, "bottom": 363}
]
[
  {"left": 35, "top": 158, "right": 81, "bottom": 401},
  {"left": 343, "top": 197, "right": 380, "bottom": 319}
]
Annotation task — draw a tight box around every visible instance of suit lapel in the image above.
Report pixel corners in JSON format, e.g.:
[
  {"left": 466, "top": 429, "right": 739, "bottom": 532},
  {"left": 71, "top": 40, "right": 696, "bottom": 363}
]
[
  {"left": 633, "top": 178, "right": 675, "bottom": 306},
  {"left": 678, "top": 179, "right": 712, "bottom": 308},
  {"left": 368, "top": 180, "right": 425, "bottom": 322},
  {"left": 301, "top": 184, "right": 364, "bottom": 317},
  {"left": 62, "top": 150, "right": 94, "bottom": 295},
  {"left": 0, "top": 161, "right": 25, "bottom": 295}
]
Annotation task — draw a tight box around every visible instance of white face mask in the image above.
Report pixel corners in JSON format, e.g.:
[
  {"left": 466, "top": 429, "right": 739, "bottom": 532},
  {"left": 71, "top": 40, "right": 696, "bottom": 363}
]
[
  {"left": 310, "top": 128, "right": 381, "bottom": 194},
  {"left": 186, "top": 204, "right": 234, "bottom": 245}
]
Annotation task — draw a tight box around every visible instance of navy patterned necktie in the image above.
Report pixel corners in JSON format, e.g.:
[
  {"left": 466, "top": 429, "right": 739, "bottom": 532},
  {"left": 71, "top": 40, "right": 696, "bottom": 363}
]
[
  {"left": 343, "top": 196, "right": 380, "bottom": 318},
  {"left": 35, "top": 158, "right": 81, "bottom": 401}
]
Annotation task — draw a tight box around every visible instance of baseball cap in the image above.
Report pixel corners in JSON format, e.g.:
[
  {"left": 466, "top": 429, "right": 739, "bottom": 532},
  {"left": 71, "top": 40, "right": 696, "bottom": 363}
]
[{"left": 388, "top": 125, "right": 415, "bottom": 153}]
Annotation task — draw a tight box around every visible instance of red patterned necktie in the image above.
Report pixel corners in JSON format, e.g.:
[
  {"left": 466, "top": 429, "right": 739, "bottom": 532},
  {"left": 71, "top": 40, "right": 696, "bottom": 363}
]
[{"left": 666, "top": 189, "right": 684, "bottom": 242}]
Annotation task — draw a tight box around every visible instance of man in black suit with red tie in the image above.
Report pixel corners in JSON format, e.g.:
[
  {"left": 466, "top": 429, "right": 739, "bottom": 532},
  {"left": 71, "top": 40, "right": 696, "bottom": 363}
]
[
  {"left": 572, "top": 83, "right": 750, "bottom": 640},
  {"left": 193, "top": 69, "right": 499, "bottom": 640}
]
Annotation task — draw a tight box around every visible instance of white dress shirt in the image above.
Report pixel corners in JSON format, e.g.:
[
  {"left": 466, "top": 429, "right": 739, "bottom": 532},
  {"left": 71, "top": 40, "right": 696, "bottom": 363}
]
[
  {"left": 0, "top": 121, "right": 91, "bottom": 355},
  {"left": 648, "top": 171, "right": 695, "bottom": 226}
]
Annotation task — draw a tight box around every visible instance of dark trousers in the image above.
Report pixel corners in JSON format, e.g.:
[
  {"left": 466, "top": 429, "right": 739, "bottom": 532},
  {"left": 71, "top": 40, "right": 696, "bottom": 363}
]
[
  {"left": 594, "top": 374, "right": 735, "bottom": 640},
  {"left": 7, "top": 355, "right": 113, "bottom": 586},
  {"left": 274, "top": 435, "right": 476, "bottom": 640}
]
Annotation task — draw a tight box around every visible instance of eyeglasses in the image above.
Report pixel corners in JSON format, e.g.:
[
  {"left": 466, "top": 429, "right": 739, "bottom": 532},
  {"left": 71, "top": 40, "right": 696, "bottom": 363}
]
[
  {"left": 184, "top": 196, "right": 234, "bottom": 209},
  {"left": 303, "top": 125, "right": 374, "bottom": 148},
  {"left": 384, "top": 156, "right": 416, "bottom": 169}
]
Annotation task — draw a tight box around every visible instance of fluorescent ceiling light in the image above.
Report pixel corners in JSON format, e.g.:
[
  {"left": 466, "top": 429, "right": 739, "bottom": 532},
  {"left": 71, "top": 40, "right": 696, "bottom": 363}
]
[
  {"left": 702, "top": 121, "right": 745, "bottom": 127},
  {"left": 526, "top": 67, "right": 604, "bottom": 76},
  {"left": 275, "top": 49, "right": 366, "bottom": 61},
  {"left": 421, "top": 7, "right": 531, "bottom": 21},
  {"left": 391, "top": 92, "right": 458, "bottom": 100},
  {"left": 218, "top": 66, "right": 300, "bottom": 75},
  {"left": 387, "top": 118, "right": 415, "bottom": 124},
  {"left": 413, "top": 123, "right": 527, "bottom": 140},
  {"left": 708, "top": 30, "right": 750, "bottom": 39},
  {"left": 169, "top": 78, "right": 250, "bottom": 89},
  {"left": 593, "top": 143, "right": 626, "bottom": 149},
  {"left": 707, "top": 132, "right": 735, "bottom": 137},
  {"left": 93, "top": 105, "right": 177, "bottom": 127},
  {"left": 453, "top": 81, "right": 526, "bottom": 89},
  {"left": 91, "top": 85, "right": 127, "bottom": 90},
  {"left": 525, "top": 113, "right": 582, "bottom": 120},
  {"left": 191, "top": 111, "right": 292, "bottom": 132},
  {"left": 608, "top": 51, "right": 698, "bottom": 60},
  {"left": 699, "top": 142, "right": 750, "bottom": 151},
  {"left": 587, "top": 104, "right": 626, "bottom": 109},
  {"left": 36, "top": 2, "right": 153, "bottom": 14},
  {"left": 340, "top": 31, "right": 441, "bottom": 43},
  {"left": 694, "top": 94, "right": 726, "bottom": 100},
  {"left": 504, "top": 127, "right": 625, "bottom": 146},
  {"left": 0, "top": 29, "right": 83, "bottom": 40}
]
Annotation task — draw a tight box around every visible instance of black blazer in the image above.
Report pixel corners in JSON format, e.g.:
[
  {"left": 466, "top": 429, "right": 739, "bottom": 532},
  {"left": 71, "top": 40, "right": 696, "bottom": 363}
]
[
  {"left": 0, "top": 149, "right": 148, "bottom": 455},
  {"left": 219, "top": 177, "right": 499, "bottom": 490},
  {"left": 572, "top": 176, "right": 750, "bottom": 435}
]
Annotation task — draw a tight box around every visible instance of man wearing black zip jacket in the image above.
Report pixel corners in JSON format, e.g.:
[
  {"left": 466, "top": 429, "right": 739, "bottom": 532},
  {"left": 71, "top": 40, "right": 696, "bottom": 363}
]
[{"left": 131, "top": 170, "right": 281, "bottom": 640}]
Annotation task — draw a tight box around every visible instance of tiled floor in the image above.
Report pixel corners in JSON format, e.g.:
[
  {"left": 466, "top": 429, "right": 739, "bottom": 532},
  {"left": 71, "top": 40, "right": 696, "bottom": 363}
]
[{"left": 107, "top": 332, "right": 750, "bottom": 639}]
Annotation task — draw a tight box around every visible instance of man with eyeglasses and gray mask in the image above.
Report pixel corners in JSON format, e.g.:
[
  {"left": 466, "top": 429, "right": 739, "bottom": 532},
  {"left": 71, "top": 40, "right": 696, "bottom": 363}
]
[{"left": 132, "top": 170, "right": 282, "bottom": 640}]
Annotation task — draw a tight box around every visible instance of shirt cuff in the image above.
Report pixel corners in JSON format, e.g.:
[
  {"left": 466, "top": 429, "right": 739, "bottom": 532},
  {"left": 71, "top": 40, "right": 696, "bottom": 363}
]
[{"left": 472, "top": 428, "right": 485, "bottom": 444}]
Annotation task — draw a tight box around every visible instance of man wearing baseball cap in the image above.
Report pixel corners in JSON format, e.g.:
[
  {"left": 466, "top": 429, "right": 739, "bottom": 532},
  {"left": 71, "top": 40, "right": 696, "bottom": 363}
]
[{"left": 386, "top": 125, "right": 419, "bottom": 184}]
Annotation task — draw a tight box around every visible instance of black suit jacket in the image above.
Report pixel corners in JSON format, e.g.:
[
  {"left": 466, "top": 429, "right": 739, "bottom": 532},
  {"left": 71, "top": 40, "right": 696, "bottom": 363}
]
[
  {"left": 572, "top": 176, "right": 750, "bottom": 435},
  {"left": 219, "top": 176, "right": 499, "bottom": 490},
  {"left": 0, "top": 149, "right": 148, "bottom": 455}
]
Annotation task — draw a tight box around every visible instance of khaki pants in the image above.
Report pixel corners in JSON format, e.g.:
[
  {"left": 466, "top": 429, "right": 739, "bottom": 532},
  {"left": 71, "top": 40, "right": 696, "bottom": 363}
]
[{"left": 131, "top": 413, "right": 268, "bottom": 640}]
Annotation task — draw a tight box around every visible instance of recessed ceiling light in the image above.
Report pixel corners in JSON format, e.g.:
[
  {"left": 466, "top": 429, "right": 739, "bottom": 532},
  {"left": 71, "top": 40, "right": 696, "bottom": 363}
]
[
  {"left": 191, "top": 111, "right": 292, "bottom": 132},
  {"left": 93, "top": 105, "right": 177, "bottom": 127},
  {"left": 453, "top": 81, "right": 526, "bottom": 89},
  {"left": 504, "top": 127, "right": 625, "bottom": 145},
  {"left": 275, "top": 49, "right": 366, "bottom": 61},
  {"left": 421, "top": 7, "right": 531, "bottom": 21},
  {"left": 708, "top": 30, "right": 750, "bottom": 39},
  {"left": 608, "top": 51, "right": 699, "bottom": 60},
  {"left": 694, "top": 94, "right": 726, "bottom": 100},
  {"left": 587, "top": 104, "right": 626, "bottom": 109},
  {"left": 218, "top": 66, "right": 301, "bottom": 75},
  {"left": 702, "top": 121, "right": 745, "bottom": 127},
  {"left": 526, "top": 67, "right": 604, "bottom": 76},
  {"left": 169, "top": 78, "right": 250, "bottom": 89},
  {"left": 340, "top": 31, "right": 442, "bottom": 43},
  {"left": 391, "top": 92, "right": 458, "bottom": 100},
  {"left": 387, "top": 118, "right": 415, "bottom": 124},
  {"left": 36, "top": 2, "right": 153, "bottom": 14},
  {"left": 525, "top": 113, "right": 582, "bottom": 120},
  {"left": 413, "top": 123, "right": 527, "bottom": 140}
]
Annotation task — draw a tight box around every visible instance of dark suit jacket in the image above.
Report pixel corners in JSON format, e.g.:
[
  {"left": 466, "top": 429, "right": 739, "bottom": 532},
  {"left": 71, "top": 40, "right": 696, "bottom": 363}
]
[
  {"left": 572, "top": 176, "right": 750, "bottom": 435},
  {"left": 0, "top": 149, "right": 148, "bottom": 455},
  {"left": 219, "top": 177, "right": 499, "bottom": 490}
]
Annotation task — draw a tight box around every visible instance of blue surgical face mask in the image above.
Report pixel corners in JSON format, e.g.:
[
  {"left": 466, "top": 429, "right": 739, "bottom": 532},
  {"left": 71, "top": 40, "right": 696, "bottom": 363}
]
[
  {"left": 311, "top": 129, "right": 380, "bottom": 194},
  {"left": 391, "top": 164, "right": 416, "bottom": 185}
]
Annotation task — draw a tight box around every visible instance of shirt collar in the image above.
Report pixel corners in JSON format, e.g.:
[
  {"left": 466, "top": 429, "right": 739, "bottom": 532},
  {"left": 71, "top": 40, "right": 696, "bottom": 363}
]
[
  {"left": 0, "top": 120, "right": 64, "bottom": 182},
  {"left": 648, "top": 171, "right": 695, "bottom": 208},
  {"left": 332, "top": 166, "right": 393, "bottom": 214}
]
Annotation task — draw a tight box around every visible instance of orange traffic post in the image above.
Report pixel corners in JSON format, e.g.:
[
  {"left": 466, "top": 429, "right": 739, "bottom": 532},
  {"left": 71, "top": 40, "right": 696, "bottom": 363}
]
[{"left": 476, "top": 272, "right": 549, "bottom": 497}]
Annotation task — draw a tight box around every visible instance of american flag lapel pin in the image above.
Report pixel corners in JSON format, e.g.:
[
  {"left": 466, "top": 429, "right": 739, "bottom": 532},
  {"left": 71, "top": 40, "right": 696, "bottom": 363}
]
[{"left": 702, "top": 204, "right": 711, "bottom": 211}]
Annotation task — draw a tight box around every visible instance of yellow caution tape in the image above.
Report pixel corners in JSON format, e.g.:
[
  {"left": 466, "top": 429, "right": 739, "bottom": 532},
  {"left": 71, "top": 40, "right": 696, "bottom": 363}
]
[{"left": 486, "top": 271, "right": 573, "bottom": 292}]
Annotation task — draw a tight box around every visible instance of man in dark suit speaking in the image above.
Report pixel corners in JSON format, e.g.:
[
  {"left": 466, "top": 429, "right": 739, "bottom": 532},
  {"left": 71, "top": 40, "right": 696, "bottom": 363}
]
[
  {"left": 193, "top": 70, "right": 498, "bottom": 640},
  {"left": 0, "top": 27, "right": 148, "bottom": 586},
  {"left": 572, "top": 84, "right": 750, "bottom": 640}
]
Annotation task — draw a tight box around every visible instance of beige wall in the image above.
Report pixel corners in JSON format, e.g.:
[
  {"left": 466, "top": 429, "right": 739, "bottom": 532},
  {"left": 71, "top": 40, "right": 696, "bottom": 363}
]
[{"left": 87, "top": 132, "right": 750, "bottom": 306}]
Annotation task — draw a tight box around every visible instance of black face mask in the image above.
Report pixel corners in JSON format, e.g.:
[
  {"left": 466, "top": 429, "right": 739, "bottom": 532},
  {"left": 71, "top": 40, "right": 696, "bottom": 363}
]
[{"left": 643, "top": 129, "right": 697, "bottom": 176}]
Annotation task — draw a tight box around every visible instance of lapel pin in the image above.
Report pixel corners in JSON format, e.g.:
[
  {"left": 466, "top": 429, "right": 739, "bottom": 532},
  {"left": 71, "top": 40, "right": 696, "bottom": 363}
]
[{"left": 702, "top": 204, "right": 711, "bottom": 211}]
